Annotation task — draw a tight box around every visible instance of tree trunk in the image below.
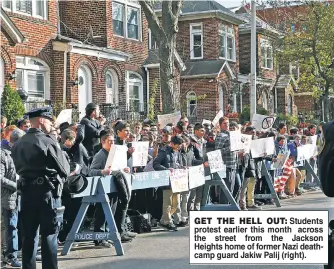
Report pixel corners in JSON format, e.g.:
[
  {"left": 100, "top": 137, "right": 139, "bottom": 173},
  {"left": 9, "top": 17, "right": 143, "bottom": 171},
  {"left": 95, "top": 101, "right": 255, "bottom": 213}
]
[
  {"left": 324, "top": 88, "right": 329, "bottom": 122},
  {"left": 159, "top": 38, "right": 176, "bottom": 114}
]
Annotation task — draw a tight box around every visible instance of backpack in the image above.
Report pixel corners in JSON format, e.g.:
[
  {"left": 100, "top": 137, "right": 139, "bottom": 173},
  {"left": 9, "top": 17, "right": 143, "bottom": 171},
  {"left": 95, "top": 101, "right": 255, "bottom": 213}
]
[{"left": 318, "top": 120, "right": 334, "bottom": 197}]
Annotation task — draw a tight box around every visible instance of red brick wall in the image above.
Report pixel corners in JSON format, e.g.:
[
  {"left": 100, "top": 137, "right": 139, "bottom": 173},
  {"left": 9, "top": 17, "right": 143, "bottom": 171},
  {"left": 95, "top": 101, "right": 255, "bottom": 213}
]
[
  {"left": 294, "top": 94, "right": 314, "bottom": 114},
  {"left": 147, "top": 67, "right": 162, "bottom": 112}
]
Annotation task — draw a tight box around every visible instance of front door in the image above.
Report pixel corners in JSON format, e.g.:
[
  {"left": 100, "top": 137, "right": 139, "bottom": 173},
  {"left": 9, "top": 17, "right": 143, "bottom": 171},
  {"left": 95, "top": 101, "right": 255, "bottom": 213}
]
[{"left": 78, "top": 66, "right": 92, "bottom": 119}]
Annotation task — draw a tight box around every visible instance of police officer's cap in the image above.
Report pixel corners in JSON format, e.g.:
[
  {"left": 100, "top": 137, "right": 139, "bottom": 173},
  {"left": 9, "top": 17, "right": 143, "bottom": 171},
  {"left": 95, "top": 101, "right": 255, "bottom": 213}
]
[{"left": 25, "top": 107, "right": 53, "bottom": 121}]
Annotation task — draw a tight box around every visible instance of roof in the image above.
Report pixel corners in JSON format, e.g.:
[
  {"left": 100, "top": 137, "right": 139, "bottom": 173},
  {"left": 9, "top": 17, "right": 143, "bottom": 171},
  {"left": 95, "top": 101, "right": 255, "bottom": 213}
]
[
  {"left": 154, "top": 0, "right": 245, "bottom": 25},
  {"left": 181, "top": 60, "right": 235, "bottom": 79},
  {"left": 53, "top": 34, "right": 130, "bottom": 62},
  {"left": 1, "top": 8, "right": 25, "bottom": 43},
  {"left": 144, "top": 49, "right": 186, "bottom": 71},
  {"left": 237, "top": 12, "right": 281, "bottom": 36},
  {"left": 275, "top": 74, "right": 296, "bottom": 88}
]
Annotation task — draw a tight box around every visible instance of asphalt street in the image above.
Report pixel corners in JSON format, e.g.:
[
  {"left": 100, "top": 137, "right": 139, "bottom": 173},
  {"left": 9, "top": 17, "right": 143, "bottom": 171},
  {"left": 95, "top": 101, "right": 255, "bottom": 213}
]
[{"left": 27, "top": 190, "right": 333, "bottom": 269}]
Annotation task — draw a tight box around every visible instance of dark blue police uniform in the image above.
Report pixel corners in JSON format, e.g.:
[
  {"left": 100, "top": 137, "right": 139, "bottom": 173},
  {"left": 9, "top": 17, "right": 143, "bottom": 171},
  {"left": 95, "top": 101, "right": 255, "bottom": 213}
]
[{"left": 11, "top": 107, "right": 70, "bottom": 269}]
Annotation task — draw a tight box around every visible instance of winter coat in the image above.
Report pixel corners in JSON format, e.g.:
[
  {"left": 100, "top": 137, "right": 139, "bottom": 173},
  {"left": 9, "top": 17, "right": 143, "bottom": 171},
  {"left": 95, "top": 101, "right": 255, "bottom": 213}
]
[{"left": 1, "top": 149, "right": 17, "bottom": 210}]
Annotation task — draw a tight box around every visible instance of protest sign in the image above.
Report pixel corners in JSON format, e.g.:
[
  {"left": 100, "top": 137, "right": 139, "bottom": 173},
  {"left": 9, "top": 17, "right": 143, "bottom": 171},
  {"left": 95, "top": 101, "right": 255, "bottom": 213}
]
[
  {"left": 157, "top": 111, "right": 181, "bottom": 128},
  {"left": 250, "top": 137, "right": 275, "bottom": 158},
  {"left": 207, "top": 150, "right": 226, "bottom": 173},
  {"left": 105, "top": 145, "right": 128, "bottom": 170},
  {"left": 132, "top": 141, "right": 149, "bottom": 167},
  {"left": 55, "top": 109, "right": 72, "bottom": 126},
  {"left": 251, "top": 114, "right": 276, "bottom": 132},
  {"left": 132, "top": 170, "right": 170, "bottom": 190},
  {"left": 188, "top": 165, "right": 205, "bottom": 189},
  {"left": 212, "top": 110, "right": 224, "bottom": 127},
  {"left": 273, "top": 151, "right": 290, "bottom": 169},
  {"left": 170, "top": 169, "right": 189, "bottom": 193},
  {"left": 297, "top": 144, "right": 314, "bottom": 162},
  {"left": 230, "top": 131, "right": 242, "bottom": 152},
  {"left": 307, "top": 135, "right": 318, "bottom": 156},
  {"left": 202, "top": 119, "right": 212, "bottom": 126},
  {"left": 240, "top": 134, "right": 252, "bottom": 153}
]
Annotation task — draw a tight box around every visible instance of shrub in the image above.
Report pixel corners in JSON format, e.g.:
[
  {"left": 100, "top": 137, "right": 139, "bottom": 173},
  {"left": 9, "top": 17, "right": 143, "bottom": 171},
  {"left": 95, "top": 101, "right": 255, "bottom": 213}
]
[{"left": 1, "top": 84, "right": 25, "bottom": 125}]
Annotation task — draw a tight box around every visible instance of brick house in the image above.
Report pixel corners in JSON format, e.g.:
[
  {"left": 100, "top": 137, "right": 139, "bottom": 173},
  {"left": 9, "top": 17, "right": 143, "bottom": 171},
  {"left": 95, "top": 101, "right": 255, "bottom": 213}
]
[
  {"left": 235, "top": 11, "right": 297, "bottom": 116},
  {"left": 1, "top": 0, "right": 149, "bottom": 120}
]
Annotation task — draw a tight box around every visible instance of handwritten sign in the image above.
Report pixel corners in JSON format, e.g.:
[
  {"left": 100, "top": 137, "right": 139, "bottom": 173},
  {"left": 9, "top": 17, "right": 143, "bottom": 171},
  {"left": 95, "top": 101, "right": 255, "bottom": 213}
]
[
  {"left": 202, "top": 119, "right": 212, "bottom": 126},
  {"left": 55, "top": 109, "right": 72, "bottom": 126},
  {"left": 273, "top": 151, "right": 290, "bottom": 169},
  {"left": 230, "top": 131, "right": 242, "bottom": 152},
  {"left": 207, "top": 150, "right": 226, "bottom": 173},
  {"left": 241, "top": 134, "right": 252, "bottom": 153},
  {"left": 157, "top": 111, "right": 181, "bottom": 128},
  {"left": 250, "top": 137, "right": 275, "bottom": 158},
  {"left": 307, "top": 135, "right": 318, "bottom": 156},
  {"left": 132, "top": 170, "right": 170, "bottom": 190},
  {"left": 212, "top": 110, "right": 224, "bottom": 127},
  {"left": 170, "top": 169, "right": 189, "bottom": 193},
  {"left": 297, "top": 144, "right": 314, "bottom": 162},
  {"left": 252, "top": 113, "right": 276, "bottom": 132},
  {"left": 188, "top": 165, "right": 205, "bottom": 189},
  {"left": 132, "top": 141, "right": 149, "bottom": 167},
  {"left": 105, "top": 145, "right": 127, "bottom": 170}
]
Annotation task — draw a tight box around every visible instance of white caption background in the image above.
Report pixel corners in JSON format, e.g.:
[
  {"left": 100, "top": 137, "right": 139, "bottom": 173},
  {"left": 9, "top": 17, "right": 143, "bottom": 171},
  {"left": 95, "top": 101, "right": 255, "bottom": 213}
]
[{"left": 189, "top": 211, "right": 328, "bottom": 264}]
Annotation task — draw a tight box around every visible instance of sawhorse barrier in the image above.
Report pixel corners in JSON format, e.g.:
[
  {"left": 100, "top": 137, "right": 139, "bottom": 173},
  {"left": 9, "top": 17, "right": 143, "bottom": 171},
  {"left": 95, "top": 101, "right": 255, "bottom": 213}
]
[
  {"left": 61, "top": 174, "right": 131, "bottom": 256},
  {"left": 200, "top": 170, "right": 240, "bottom": 211},
  {"left": 254, "top": 161, "right": 281, "bottom": 207}
]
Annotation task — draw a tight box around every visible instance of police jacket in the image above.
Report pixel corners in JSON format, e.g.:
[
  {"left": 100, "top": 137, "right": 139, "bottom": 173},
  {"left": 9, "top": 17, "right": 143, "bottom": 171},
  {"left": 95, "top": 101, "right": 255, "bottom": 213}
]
[
  {"left": 80, "top": 116, "right": 104, "bottom": 157},
  {"left": 1, "top": 149, "right": 17, "bottom": 210},
  {"left": 11, "top": 128, "right": 70, "bottom": 181}
]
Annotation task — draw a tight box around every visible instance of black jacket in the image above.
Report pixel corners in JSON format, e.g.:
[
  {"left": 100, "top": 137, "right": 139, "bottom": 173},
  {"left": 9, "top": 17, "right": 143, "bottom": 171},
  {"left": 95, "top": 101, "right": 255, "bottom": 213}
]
[
  {"left": 1, "top": 149, "right": 17, "bottom": 210},
  {"left": 11, "top": 128, "right": 70, "bottom": 180},
  {"left": 80, "top": 116, "right": 104, "bottom": 157}
]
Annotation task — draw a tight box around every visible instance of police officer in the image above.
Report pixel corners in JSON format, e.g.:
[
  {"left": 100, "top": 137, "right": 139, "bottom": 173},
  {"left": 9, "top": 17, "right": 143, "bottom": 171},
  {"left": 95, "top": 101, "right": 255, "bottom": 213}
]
[{"left": 11, "top": 107, "right": 70, "bottom": 269}]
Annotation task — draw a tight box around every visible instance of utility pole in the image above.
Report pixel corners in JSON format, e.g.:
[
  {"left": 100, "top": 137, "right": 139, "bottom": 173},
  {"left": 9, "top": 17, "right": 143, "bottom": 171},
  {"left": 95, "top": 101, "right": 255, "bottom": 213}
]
[{"left": 250, "top": 0, "right": 257, "bottom": 121}]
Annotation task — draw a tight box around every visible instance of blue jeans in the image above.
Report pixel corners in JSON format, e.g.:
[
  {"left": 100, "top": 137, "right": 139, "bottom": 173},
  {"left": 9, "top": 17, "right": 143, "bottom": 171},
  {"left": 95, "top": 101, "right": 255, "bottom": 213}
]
[{"left": 2, "top": 208, "right": 19, "bottom": 259}]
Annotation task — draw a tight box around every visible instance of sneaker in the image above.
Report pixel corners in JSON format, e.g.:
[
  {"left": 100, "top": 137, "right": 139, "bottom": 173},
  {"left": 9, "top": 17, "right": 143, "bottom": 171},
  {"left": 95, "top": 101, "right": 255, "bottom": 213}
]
[
  {"left": 239, "top": 205, "right": 248, "bottom": 211},
  {"left": 176, "top": 221, "right": 188, "bottom": 227},
  {"left": 95, "top": 240, "right": 113, "bottom": 248},
  {"left": 247, "top": 205, "right": 262, "bottom": 210},
  {"left": 7, "top": 258, "right": 22, "bottom": 268},
  {"left": 120, "top": 235, "right": 133, "bottom": 243},
  {"left": 165, "top": 223, "right": 178, "bottom": 231},
  {"left": 126, "top": 231, "right": 137, "bottom": 238},
  {"left": 36, "top": 255, "right": 42, "bottom": 262}
]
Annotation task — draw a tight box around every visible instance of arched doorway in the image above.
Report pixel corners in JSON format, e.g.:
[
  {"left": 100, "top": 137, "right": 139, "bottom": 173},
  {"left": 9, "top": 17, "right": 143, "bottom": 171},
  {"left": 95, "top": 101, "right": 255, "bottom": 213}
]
[{"left": 78, "top": 65, "right": 92, "bottom": 118}]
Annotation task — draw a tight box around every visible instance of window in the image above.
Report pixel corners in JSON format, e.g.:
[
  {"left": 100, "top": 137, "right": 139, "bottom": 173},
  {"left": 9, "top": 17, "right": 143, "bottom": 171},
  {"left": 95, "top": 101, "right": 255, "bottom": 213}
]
[
  {"left": 289, "top": 61, "right": 299, "bottom": 80},
  {"left": 112, "top": 0, "right": 141, "bottom": 40},
  {"left": 127, "top": 71, "right": 143, "bottom": 112},
  {"left": 105, "top": 70, "right": 118, "bottom": 105},
  {"left": 262, "top": 91, "right": 268, "bottom": 110},
  {"left": 260, "top": 39, "right": 273, "bottom": 69},
  {"left": 287, "top": 94, "right": 293, "bottom": 115},
  {"left": 190, "top": 24, "right": 203, "bottom": 59},
  {"left": 186, "top": 91, "right": 197, "bottom": 118},
  {"left": 219, "top": 25, "right": 236, "bottom": 61},
  {"left": 148, "top": 29, "right": 158, "bottom": 49},
  {"left": 15, "top": 56, "right": 50, "bottom": 100},
  {"left": 2, "top": 0, "right": 48, "bottom": 19}
]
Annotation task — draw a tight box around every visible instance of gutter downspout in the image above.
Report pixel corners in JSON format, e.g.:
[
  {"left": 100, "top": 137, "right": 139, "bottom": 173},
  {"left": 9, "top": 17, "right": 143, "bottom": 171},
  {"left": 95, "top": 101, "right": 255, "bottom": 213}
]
[
  {"left": 62, "top": 51, "right": 67, "bottom": 105},
  {"left": 145, "top": 67, "right": 150, "bottom": 115}
]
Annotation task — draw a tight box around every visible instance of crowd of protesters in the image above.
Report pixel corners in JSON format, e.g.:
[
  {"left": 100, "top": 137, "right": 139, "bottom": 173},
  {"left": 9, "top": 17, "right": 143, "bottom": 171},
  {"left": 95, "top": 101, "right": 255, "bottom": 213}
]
[{"left": 0, "top": 103, "right": 324, "bottom": 268}]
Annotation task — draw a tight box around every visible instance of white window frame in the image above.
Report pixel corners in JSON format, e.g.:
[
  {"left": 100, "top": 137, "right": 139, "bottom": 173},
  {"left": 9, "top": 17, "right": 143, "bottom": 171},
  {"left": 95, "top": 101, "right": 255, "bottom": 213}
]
[
  {"left": 15, "top": 56, "right": 50, "bottom": 100},
  {"left": 260, "top": 39, "right": 273, "bottom": 70},
  {"left": 190, "top": 23, "right": 203, "bottom": 60},
  {"left": 186, "top": 91, "right": 197, "bottom": 117},
  {"left": 105, "top": 70, "right": 119, "bottom": 105},
  {"left": 2, "top": 0, "right": 48, "bottom": 20},
  {"left": 148, "top": 29, "right": 158, "bottom": 50},
  {"left": 112, "top": 0, "right": 142, "bottom": 41},
  {"left": 289, "top": 61, "right": 300, "bottom": 80},
  {"left": 262, "top": 91, "right": 268, "bottom": 110},
  {"left": 126, "top": 71, "right": 143, "bottom": 112},
  {"left": 219, "top": 24, "right": 236, "bottom": 62}
]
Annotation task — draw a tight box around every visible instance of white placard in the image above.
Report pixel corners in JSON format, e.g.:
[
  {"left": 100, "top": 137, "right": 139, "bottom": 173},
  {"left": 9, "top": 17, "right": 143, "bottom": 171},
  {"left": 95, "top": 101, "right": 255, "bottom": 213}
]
[
  {"left": 307, "top": 135, "right": 318, "bottom": 156},
  {"left": 105, "top": 145, "right": 128, "bottom": 171},
  {"left": 297, "top": 144, "right": 313, "bottom": 162},
  {"left": 188, "top": 165, "right": 205, "bottom": 189},
  {"left": 170, "top": 169, "right": 189, "bottom": 193},
  {"left": 272, "top": 151, "right": 290, "bottom": 169},
  {"left": 202, "top": 119, "right": 212, "bottom": 126},
  {"left": 250, "top": 137, "right": 275, "bottom": 158},
  {"left": 55, "top": 109, "right": 72, "bottom": 126},
  {"left": 240, "top": 134, "right": 252, "bottom": 154},
  {"left": 230, "top": 131, "right": 242, "bottom": 152},
  {"left": 252, "top": 113, "right": 276, "bottom": 132},
  {"left": 189, "top": 210, "right": 328, "bottom": 264},
  {"left": 157, "top": 111, "right": 181, "bottom": 128},
  {"left": 132, "top": 141, "right": 149, "bottom": 167},
  {"left": 207, "top": 150, "right": 226, "bottom": 173},
  {"left": 212, "top": 110, "right": 224, "bottom": 127}
]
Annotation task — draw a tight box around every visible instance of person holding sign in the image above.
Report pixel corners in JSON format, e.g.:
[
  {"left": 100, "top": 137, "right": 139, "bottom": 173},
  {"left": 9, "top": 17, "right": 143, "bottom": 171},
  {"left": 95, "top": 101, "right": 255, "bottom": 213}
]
[
  {"left": 153, "top": 136, "right": 185, "bottom": 231},
  {"left": 88, "top": 130, "right": 134, "bottom": 245},
  {"left": 215, "top": 117, "right": 237, "bottom": 204}
]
